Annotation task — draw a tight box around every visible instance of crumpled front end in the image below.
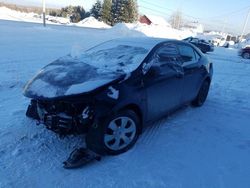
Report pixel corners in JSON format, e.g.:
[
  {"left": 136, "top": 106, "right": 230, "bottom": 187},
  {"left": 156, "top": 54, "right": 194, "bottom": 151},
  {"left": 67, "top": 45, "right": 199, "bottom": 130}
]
[{"left": 26, "top": 99, "right": 94, "bottom": 135}]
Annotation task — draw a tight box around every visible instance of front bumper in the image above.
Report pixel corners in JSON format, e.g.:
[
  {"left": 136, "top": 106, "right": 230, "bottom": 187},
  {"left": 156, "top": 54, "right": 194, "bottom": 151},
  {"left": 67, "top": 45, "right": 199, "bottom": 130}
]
[{"left": 26, "top": 100, "right": 93, "bottom": 135}]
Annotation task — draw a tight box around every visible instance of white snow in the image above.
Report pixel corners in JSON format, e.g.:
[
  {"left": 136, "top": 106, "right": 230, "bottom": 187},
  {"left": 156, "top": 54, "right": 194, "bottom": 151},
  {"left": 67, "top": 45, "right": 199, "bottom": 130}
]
[
  {"left": 24, "top": 78, "right": 58, "bottom": 98},
  {"left": 1, "top": 19, "right": 250, "bottom": 188},
  {"left": 74, "top": 16, "right": 111, "bottom": 29},
  {"left": 0, "top": 6, "right": 198, "bottom": 39},
  {"left": 145, "top": 14, "right": 171, "bottom": 27},
  {"left": 0, "top": 6, "right": 109, "bottom": 28},
  {"left": 0, "top": 6, "right": 70, "bottom": 25}
]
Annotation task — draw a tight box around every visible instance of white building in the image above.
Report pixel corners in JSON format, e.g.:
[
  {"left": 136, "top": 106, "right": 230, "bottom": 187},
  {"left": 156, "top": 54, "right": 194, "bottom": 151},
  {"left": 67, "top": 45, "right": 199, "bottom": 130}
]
[{"left": 182, "top": 22, "right": 204, "bottom": 33}]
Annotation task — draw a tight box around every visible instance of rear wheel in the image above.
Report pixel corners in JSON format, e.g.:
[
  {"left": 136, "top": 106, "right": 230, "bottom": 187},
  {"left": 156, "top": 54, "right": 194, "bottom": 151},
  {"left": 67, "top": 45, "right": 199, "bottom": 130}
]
[
  {"left": 86, "top": 110, "right": 140, "bottom": 155},
  {"left": 242, "top": 52, "right": 250, "bottom": 59},
  {"left": 192, "top": 80, "right": 210, "bottom": 107}
]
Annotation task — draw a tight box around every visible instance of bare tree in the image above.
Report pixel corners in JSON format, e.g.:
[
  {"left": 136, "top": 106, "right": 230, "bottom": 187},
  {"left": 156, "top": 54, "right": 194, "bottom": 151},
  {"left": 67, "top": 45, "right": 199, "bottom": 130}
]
[{"left": 169, "top": 10, "right": 183, "bottom": 29}]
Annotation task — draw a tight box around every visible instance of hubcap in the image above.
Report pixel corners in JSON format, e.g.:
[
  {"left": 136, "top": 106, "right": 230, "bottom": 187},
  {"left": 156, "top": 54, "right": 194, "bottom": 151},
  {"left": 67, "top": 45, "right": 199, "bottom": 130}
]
[{"left": 104, "top": 116, "right": 136, "bottom": 151}]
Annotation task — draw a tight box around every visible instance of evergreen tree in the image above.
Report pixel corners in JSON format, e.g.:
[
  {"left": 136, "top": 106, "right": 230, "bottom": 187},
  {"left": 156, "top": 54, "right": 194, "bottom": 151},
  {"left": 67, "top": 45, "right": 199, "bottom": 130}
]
[
  {"left": 127, "top": 0, "right": 138, "bottom": 23},
  {"left": 111, "top": 0, "right": 118, "bottom": 25},
  {"left": 110, "top": 0, "right": 138, "bottom": 25},
  {"left": 90, "top": 0, "right": 102, "bottom": 20},
  {"left": 101, "top": 0, "right": 112, "bottom": 25},
  {"left": 70, "top": 6, "right": 86, "bottom": 23}
]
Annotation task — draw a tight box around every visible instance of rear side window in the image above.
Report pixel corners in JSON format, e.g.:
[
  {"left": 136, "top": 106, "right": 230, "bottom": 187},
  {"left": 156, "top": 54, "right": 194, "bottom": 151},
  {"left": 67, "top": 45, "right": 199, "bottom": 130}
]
[{"left": 177, "top": 44, "right": 198, "bottom": 65}]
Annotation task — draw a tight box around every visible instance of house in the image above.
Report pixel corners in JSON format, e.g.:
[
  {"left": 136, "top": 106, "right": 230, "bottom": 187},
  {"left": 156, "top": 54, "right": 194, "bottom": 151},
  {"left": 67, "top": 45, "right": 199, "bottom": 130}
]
[{"left": 139, "top": 15, "right": 171, "bottom": 27}]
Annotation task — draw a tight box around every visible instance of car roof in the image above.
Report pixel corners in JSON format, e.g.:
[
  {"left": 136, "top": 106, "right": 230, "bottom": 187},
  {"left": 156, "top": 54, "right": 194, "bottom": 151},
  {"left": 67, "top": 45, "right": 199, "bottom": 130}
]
[{"left": 109, "top": 37, "right": 176, "bottom": 48}]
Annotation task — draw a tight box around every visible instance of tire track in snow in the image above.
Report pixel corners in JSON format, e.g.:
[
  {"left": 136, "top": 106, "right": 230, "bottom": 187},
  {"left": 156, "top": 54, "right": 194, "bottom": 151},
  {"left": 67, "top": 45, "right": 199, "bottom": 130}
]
[{"left": 139, "top": 117, "right": 167, "bottom": 146}]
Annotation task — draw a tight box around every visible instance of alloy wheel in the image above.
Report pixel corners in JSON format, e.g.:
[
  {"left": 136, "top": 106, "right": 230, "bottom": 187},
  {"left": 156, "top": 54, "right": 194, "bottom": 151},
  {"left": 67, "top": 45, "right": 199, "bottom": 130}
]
[{"left": 104, "top": 116, "right": 137, "bottom": 151}]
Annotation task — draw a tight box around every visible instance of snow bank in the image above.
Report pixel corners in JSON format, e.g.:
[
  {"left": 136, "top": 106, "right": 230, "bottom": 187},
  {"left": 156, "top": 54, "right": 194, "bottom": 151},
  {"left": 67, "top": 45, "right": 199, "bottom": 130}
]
[
  {"left": 0, "top": 7, "right": 107, "bottom": 28},
  {"left": 75, "top": 16, "right": 111, "bottom": 29},
  {"left": 0, "top": 6, "right": 70, "bottom": 25},
  {"left": 107, "top": 22, "right": 194, "bottom": 40},
  {"left": 132, "top": 22, "right": 193, "bottom": 39},
  {"left": 0, "top": 6, "right": 201, "bottom": 38},
  {"left": 46, "top": 15, "right": 70, "bottom": 24},
  {"left": 0, "top": 6, "right": 41, "bottom": 23},
  {"left": 108, "top": 23, "right": 145, "bottom": 37}
]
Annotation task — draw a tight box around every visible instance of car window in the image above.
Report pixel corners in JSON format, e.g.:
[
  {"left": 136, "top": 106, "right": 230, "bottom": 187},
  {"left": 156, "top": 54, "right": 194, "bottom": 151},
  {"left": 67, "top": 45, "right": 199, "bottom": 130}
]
[
  {"left": 156, "top": 44, "right": 181, "bottom": 65},
  {"left": 147, "top": 44, "right": 183, "bottom": 76},
  {"left": 191, "top": 38, "right": 199, "bottom": 43},
  {"left": 177, "top": 44, "right": 198, "bottom": 66}
]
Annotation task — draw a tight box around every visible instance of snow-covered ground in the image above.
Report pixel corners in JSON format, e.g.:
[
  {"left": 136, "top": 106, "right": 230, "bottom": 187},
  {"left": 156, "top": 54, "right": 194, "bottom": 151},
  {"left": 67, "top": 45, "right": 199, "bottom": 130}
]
[
  {"left": 0, "top": 6, "right": 111, "bottom": 29},
  {"left": 1, "top": 20, "right": 250, "bottom": 188},
  {"left": 0, "top": 6, "right": 194, "bottom": 38}
]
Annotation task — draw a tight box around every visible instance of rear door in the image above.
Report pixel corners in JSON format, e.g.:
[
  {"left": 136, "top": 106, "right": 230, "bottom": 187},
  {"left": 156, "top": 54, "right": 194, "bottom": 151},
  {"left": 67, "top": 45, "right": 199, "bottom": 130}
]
[{"left": 143, "top": 43, "right": 184, "bottom": 121}]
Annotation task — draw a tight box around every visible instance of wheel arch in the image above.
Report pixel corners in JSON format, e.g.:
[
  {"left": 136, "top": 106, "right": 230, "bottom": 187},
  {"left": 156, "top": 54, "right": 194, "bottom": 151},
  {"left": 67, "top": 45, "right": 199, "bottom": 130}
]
[
  {"left": 204, "top": 76, "right": 211, "bottom": 84},
  {"left": 117, "top": 103, "right": 143, "bottom": 134}
]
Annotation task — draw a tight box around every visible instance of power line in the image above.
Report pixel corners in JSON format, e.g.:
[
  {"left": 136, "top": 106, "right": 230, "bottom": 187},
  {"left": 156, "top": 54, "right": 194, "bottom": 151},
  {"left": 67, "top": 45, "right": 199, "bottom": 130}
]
[
  {"left": 139, "top": 0, "right": 203, "bottom": 20},
  {"left": 139, "top": 0, "right": 250, "bottom": 25},
  {"left": 139, "top": 0, "right": 175, "bottom": 12},
  {"left": 138, "top": 1, "right": 250, "bottom": 34},
  {"left": 138, "top": 5, "right": 172, "bottom": 17},
  {"left": 206, "top": 5, "right": 250, "bottom": 20}
]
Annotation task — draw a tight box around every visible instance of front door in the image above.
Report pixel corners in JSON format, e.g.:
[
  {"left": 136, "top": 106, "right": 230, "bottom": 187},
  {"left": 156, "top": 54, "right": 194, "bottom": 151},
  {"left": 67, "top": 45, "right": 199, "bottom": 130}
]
[
  {"left": 177, "top": 44, "right": 206, "bottom": 103},
  {"left": 143, "top": 43, "right": 184, "bottom": 121}
]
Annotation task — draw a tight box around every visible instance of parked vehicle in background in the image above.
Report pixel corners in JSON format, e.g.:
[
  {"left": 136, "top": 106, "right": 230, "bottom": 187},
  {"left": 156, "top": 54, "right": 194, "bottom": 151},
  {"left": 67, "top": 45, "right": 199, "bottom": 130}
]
[
  {"left": 239, "top": 46, "right": 250, "bottom": 59},
  {"left": 24, "top": 37, "right": 213, "bottom": 155},
  {"left": 183, "top": 37, "right": 214, "bottom": 53}
]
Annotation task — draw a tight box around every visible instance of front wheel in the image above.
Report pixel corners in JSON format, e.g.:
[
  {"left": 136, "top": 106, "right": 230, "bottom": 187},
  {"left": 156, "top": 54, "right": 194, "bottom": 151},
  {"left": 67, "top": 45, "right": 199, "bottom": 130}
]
[
  {"left": 86, "top": 110, "right": 140, "bottom": 155},
  {"left": 192, "top": 80, "right": 210, "bottom": 107}
]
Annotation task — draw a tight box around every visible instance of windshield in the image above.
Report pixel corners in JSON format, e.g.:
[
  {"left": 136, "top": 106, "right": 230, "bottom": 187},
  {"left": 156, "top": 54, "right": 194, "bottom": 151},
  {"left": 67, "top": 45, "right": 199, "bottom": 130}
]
[{"left": 78, "top": 40, "right": 150, "bottom": 74}]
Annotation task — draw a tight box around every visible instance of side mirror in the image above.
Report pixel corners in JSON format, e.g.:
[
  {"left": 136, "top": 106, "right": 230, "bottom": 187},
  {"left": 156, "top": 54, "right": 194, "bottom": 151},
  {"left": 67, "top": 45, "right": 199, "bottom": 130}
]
[{"left": 146, "top": 65, "right": 161, "bottom": 77}]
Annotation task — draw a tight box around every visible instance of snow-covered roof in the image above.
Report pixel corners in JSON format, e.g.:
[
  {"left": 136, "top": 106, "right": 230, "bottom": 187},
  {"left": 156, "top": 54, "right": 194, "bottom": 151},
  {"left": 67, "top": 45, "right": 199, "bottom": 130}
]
[{"left": 145, "top": 15, "right": 171, "bottom": 27}]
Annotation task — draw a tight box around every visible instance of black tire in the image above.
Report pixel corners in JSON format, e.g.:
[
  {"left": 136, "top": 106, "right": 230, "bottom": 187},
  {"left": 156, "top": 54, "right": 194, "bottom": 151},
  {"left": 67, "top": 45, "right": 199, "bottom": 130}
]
[
  {"left": 192, "top": 80, "right": 210, "bottom": 107},
  {"left": 242, "top": 52, "right": 250, "bottom": 59},
  {"left": 86, "top": 110, "right": 140, "bottom": 155}
]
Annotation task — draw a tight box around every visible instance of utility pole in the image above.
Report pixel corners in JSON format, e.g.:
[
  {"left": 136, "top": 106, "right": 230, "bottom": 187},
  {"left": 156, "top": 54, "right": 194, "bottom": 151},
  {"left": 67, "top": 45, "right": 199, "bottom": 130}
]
[
  {"left": 42, "top": 0, "right": 46, "bottom": 27},
  {"left": 240, "top": 8, "right": 250, "bottom": 41}
]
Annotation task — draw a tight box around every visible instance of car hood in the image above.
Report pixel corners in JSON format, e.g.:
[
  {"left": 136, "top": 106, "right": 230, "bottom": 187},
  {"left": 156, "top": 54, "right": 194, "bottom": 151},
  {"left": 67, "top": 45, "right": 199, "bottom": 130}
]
[{"left": 23, "top": 57, "right": 124, "bottom": 99}]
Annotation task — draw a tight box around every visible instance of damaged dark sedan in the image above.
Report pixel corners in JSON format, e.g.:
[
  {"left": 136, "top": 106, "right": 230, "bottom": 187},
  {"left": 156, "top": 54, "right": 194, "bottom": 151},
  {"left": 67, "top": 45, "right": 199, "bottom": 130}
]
[{"left": 24, "top": 37, "right": 213, "bottom": 155}]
